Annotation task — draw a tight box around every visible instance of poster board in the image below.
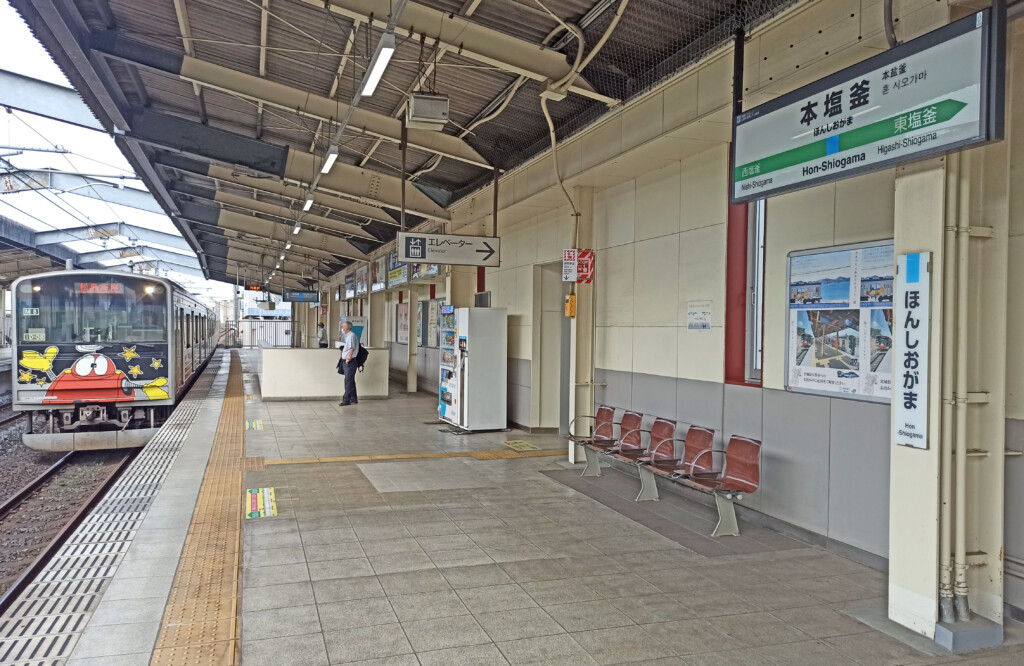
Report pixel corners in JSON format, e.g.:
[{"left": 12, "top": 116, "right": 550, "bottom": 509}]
[
  {"left": 355, "top": 264, "right": 368, "bottom": 296},
  {"left": 344, "top": 273, "right": 356, "bottom": 299},
  {"left": 686, "top": 300, "right": 712, "bottom": 332},
  {"left": 396, "top": 302, "right": 410, "bottom": 344},
  {"left": 388, "top": 251, "right": 408, "bottom": 288},
  {"left": 371, "top": 256, "right": 387, "bottom": 292},
  {"left": 785, "top": 240, "right": 894, "bottom": 402}
]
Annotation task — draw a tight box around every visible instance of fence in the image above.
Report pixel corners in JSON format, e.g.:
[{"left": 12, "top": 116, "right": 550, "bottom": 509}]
[{"left": 223, "top": 319, "right": 292, "bottom": 348}]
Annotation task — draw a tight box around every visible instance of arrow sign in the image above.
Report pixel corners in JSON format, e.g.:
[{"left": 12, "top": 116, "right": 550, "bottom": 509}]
[{"left": 398, "top": 232, "right": 501, "bottom": 267}]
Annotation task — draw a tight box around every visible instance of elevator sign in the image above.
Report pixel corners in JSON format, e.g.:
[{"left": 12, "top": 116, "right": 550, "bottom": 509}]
[
  {"left": 892, "top": 252, "right": 931, "bottom": 449},
  {"left": 731, "top": 9, "right": 1002, "bottom": 203}
]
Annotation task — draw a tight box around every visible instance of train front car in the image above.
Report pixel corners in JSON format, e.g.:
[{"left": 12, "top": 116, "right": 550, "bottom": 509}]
[{"left": 13, "top": 272, "right": 174, "bottom": 450}]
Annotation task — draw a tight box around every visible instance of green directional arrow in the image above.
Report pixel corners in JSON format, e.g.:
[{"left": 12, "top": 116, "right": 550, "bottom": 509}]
[{"left": 735, "top": 99, "right": 967, "bottom": 182}]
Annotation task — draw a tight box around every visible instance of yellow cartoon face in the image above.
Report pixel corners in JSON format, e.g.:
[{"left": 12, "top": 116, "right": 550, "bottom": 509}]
[{"left": 20, "top": 346, "right": 58, "bottom": 372}]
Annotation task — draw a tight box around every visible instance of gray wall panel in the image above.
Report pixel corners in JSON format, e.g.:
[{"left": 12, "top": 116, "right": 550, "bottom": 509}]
[
  {"left": 1006, "top": 418, "right": 1024, "bottom": 609},
  {"left": 508, "top": 357, "right": 532, "bottom": 388},
  {"left": 632, "top": 373, "right": 678, "bottom": 422},
  {"left": 724, "top": 383, "right": 763, "bottom": 440},
  {"left": 419, "top": 348, "right": 440, "bottom": 394},
  {"left": 676, "top": 378, "right": 724, "bottom": 446},
  {"left": 761, "top": 389, "right": 831, "bottom": 535},
  {"left": 389, "top": 342, "right": 409, "bottom": 372},
  {"left": 508, "top": 381, "right": 531, "bottom": 428},
  {"left": 827, "top": 399, "right": 890, "bottom": 557},
  {"left": 595, "top": 368, "right": 632, "bottom": 412}
]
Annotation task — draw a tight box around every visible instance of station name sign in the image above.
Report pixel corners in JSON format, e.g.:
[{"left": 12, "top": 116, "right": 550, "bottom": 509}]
[
  {"left": 731, "top": 9, "right": 1003, "bottom": 203},
  {"left": 282, "top": 290, "right": 319, "bottom": 303},
  {"left": 398, "top": 232, "right": 500, "bottom": 267}
]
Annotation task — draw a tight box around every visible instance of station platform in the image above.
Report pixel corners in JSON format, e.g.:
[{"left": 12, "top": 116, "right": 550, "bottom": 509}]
[{"left": 2, "top": 349, "right": 1023, "bottom": 666}]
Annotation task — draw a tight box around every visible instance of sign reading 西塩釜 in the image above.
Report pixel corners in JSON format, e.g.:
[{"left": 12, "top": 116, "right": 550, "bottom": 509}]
[
  {"left": 892, "top": 253, "right": 931, "bottom": 449},
  {"left": 732, "top": 9, "right": 1003, "bottom": 203}
]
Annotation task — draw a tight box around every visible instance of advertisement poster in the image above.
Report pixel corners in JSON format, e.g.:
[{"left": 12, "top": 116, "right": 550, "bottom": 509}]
[
  {"left": 355, "top": 264, "right": 369, "bottom": 296},
  {"left": 416, "top": 301, "right": 425, "bottom": 347},
  {"left": 371, "top": 256, "right": 387, "bottom": 293},
  {"left": 344, "top": 273, "right": 356, "bottom": 299},
  {"left": 411, "top": 264, "right": 440, "bottom": 281},
  {"left": 396, "top": 303, "right": 409, "bottom": 344},
  {"left": 786, "top": 241, "right": 894, "bottom": 402},
  {"left": 341, "top": 315, "right": 368, "bottom": 346},
  {"left": 388, "top": 251, "right": 408, "bottom": 288},
  {"left": 429, "top": 299, "right": 442, "bottom": 347},
  {"left": 686, "top": 300, "right": 712, "bottom": 332}
]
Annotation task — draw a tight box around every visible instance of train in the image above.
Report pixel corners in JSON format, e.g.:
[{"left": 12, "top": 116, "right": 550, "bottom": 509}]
[
  {"left": 11, "top": 270, "right": 217, "bottom": 450},
  {"left": 790, "top": 283, "right": 821, "bottom": 304}
]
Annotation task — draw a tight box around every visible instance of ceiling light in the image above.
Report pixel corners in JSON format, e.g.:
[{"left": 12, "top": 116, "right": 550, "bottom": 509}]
[
  {"left": 292, "top": 222, "right": 301, "bottom": 235},
  {"left": 303, "top": 195, "right": 314, "bottom": 212},
  {"left": 362, "top": 32, "right": 396, "bottom": 97},
  {"left": 275, "top": 262, "right": 281, "bottom": 269},
  {"left": 321, "top": 145, "right": 339, "bottom": 174},
  {"left": 285, "top": 241, "right": 292, "bottom": 250},
  {"left": 279, "top": 253, "right": 285, "bottom": 260}
]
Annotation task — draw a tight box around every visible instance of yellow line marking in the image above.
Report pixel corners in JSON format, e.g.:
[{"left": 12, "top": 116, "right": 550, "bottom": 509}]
[{"left": 265, "top": 449, "right": 564, "bottom": 465}]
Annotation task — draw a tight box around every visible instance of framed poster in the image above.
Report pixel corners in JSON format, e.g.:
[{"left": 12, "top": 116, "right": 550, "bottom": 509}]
[
  {"left": 416, "top": 301, "right": 425, "bottom": 347},
  {"left": 786, "top": 240, "right": 894, "bottom": 402},
  {"left": 429, "top": 299, "right": 442, "bottom": 347},
  {"left": 388, "top": 251, "right": 408, "bottom": 288},
  {"left": 344, "top": 273, "right": 356, "bottom": 299},
  {"left": 371, "top": 256, "right": 387, "bottom": 292},
  {"left": 396, "top": 302, "right": 410, "bottom": 344},
  {"left": 355, "top": 264, "right": 368, "bottom": 296}
]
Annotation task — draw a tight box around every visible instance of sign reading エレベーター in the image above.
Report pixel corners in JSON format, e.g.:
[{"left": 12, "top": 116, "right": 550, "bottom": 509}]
[{"left": 731, "top": 10, "right": 1002, "bottom": 203}]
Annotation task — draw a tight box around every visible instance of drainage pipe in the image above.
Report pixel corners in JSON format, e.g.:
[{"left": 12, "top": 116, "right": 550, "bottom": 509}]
[
  {"left": 953, "top": 157, "right": 972, "bottom": 621},
  {"left": 938, "top": 153, "right": 958, "bottom": 624}
]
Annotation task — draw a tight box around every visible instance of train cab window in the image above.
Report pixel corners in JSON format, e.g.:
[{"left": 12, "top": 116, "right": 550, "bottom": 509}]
[{"left": 16, "top": 276, "right": 167, "bottom": 344}]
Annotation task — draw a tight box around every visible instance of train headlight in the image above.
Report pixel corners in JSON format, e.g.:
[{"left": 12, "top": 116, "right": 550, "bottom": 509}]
[
  {"left": 144, "top": 285, "right": 156, "bottom": 294},
  {"left": 32, "top": 286, "right": 41, "bottom": 292}
]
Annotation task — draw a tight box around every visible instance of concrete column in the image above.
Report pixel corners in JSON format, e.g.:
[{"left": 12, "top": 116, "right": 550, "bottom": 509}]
[
  {"left": 406, "top": 286, "right": 419, "bottom": 393},
  {"left": 572, "top": 186, "right": 595, "bottom": 443},
  {"left": 368, "top": 290, "right": 385, "bottom": 347},
  {"left": 447, "top": 266, "right": 476, "bottom": 307},
  {"left": 888, "top": 157, "right": 948, "bottom": 638}
]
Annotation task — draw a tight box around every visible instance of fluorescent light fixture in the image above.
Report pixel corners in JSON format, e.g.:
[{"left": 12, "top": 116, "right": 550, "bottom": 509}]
[
  {"left": 321, "top": 145, "right": 339, "bottom": 174},
  {"left": 303, "top": 195, "right": 314, "bottom": 212},
  {"left": 279, "top": 253, "right": 285, "bottom": 260},
  {"left": 275, "top": 262, "right": 281, "bottom": 269},
  {"left": 285, "top": 241, "right": 292, "bottom": 250},
  {"left": 362, "top": 32, "right": 396, "bottom": 97},
  {"left": 292, "top": 222, "right": 302, "bottom": 235}
]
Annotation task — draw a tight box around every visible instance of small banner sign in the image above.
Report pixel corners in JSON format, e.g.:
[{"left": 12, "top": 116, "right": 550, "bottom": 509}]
[
  {"left": 892, "top": 252, "right": 931, "bottom": 449},
  {"left": 246, "top": 487, "right": 277, "bottom": 519}
]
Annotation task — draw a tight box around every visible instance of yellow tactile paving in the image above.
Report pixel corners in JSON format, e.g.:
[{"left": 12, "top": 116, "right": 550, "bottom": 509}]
[
  {"left": 151, "top": 352, "right": 245, "bottom": 666},
  {"left": 264, "top": 449, "right": 565, "bottom": 465}
]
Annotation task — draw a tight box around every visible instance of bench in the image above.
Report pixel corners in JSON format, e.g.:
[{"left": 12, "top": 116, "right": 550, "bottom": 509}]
[{"left": 573, "top": 405, "right": 761, "bottom": 537}]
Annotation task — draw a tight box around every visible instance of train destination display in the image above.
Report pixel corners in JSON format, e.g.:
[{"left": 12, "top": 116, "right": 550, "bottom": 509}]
[
  {"left": 785, "top": 241, "right": 894, "bottom": 403},
  {"left": 732, "top": 9, "right": 1001, "bottom": 202}
]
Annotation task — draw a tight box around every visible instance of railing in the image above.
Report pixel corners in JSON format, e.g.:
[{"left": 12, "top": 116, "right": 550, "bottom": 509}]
[{"left": 223, "top": 319, "right": 292, "bottom": 348}]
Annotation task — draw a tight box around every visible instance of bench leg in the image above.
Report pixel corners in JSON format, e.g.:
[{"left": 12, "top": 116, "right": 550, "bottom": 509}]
[
  {"left": 711, "top": 492, "right": 739, "bottom": 537},
  {"left": 635, "top": 465, "right": 660, "bottom": 502},
  {"left": 581, "top": 446, "right": 602, "bottom": 477}
]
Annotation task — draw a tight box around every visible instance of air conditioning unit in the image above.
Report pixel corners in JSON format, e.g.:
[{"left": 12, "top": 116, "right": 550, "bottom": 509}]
[
  {"left": 256, "top": 300, "right": 276, "bottom": 311},
  {"left": 406, "top": 93, "right": 449, "bottom": 131}
]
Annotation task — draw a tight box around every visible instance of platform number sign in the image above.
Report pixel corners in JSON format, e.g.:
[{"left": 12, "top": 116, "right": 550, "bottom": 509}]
[{"left": 893, "top": 252, "right": 931, "bottom": 449}]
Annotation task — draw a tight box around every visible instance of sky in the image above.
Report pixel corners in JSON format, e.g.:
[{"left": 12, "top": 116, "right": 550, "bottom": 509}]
[{"left": 0, "top": 0, "right": 233, "bottom": 302}]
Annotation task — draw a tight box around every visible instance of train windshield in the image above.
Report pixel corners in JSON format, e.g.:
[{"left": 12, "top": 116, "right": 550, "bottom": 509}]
[{"left": 16, "top": 276, "right": 167, "bottom": 344}]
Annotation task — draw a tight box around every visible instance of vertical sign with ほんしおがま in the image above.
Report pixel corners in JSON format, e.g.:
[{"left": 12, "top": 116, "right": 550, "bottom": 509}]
[{"left": 892, "top": 252, "right": 931, "bottom": 449}]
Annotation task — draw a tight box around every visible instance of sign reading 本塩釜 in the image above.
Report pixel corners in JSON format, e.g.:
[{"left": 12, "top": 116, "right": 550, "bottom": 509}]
[
  {"left": 732, "top": 9, "right": 1002, "bottom": 203},
  {"left": 786, "top": 241, "right": 894, "bottom": 403},
  {"left": 893, "top": 253, "right": 931, "bottom": 449}
]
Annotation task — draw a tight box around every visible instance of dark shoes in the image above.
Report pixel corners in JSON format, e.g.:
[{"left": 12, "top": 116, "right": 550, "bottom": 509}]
[{"left": 339, "top": 401, "right": 358, "bottom": 406}]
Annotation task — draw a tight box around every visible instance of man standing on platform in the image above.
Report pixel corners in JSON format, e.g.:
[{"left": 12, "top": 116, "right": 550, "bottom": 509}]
[
  {"left": 317, "top": 322, "right": 328, "bottom": 348},
  {"left": 339, "top": 321, "right": 358, "bottom": 406}
]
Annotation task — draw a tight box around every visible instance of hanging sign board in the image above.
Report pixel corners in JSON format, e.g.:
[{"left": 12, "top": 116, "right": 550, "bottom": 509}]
[
  {"left": 892, "top": 252, "right": 931, "bottom": 449},
  {"left": 732, "top": 9, "right": 1003, "bottom": 203},
  {"left": 344, "top": 273, "right": 356, "bottom": 299},
  {"left": 282, "top": 290, "right": 319, "bottom": 303},
  {"left": 398, "top": 232, "right": 500, "bottom": 267},
  {"left": 562, "top": 249, "right": 578, "bottom": 282},
  {"left": 785, "top": 241, "right": 894, "bottom": 402}
]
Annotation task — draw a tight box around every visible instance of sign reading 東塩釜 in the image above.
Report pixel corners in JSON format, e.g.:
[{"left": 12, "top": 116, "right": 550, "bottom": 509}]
[
  {"left": 282, "top": 290, "right": 320, "bottom": 303},
  {"left": 893, "top": 253, "right": 931, "bottom": 449},
  {"left": 732, "top": 10, "right": 1002, "bottom": 203},
  {"left": 398, "top": 232, "right": 500, "bottom": 267}
]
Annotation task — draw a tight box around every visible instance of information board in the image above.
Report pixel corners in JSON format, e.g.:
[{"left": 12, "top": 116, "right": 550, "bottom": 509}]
[
  {"left": 282, "top": 290, "right": 319, "bottom": 303},
  {"left": 785, "top": 241, "right": 894, "bottom": 402},
  {"left": 371, "top": 256, "right": 387, "bottom": 292},
  {"left": 355, "top": 264, "right": 369, "bottom": 296},
  {"left": 388, "top": 251, "right": 408, "bottom": 288},
  {"left": 732, "top": 10, "right": 1001, "bottom": 202},
  {"left": 396, "top": 302, "right": 410, "bottom": 344},
  {"left": 398, "top": 232, "right": 499, "bottom": 267},
  {"left": 344, "top": 273, "right": 356, "bottom": 299}
]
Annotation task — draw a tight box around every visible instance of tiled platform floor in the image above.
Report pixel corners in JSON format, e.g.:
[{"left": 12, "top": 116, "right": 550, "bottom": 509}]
[{"left": 237, "top": 352, "right": 1024, "bottom": 665}]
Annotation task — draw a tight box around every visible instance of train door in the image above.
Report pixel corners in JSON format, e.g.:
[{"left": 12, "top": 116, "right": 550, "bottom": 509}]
[{"left": 175, "top": 307, "right": 183, "bottom": 393}]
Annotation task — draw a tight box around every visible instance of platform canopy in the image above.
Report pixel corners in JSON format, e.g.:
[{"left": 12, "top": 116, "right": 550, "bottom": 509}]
[{"left": 9, "top": 0, "right": 792, "bottom": 289}]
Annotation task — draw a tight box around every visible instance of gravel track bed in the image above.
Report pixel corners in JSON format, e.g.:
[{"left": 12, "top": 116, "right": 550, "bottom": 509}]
[
  {"left": 0, "top": 450, "right": 126, "bottom": 596},
  {"left": 0, "top": 413, "right": 61, "bottom": 507}
]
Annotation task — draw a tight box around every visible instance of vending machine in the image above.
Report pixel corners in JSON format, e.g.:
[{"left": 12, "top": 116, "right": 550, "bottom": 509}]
[{"left": 438, "top": 306, "right": 507, "bottom": 431}]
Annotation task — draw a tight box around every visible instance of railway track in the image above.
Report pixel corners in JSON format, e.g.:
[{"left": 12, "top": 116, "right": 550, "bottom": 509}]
[
  {"left": 0, "top": 412, "right": 26, "bottom": 430},
  {"left": 0, "top": 450, "right": 134, "bottom": 616}
]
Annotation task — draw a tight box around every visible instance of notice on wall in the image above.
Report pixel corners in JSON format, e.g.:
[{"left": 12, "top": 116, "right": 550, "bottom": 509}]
[
  {"left": 892, "top": 252, "right": 931, "bottom": 449},
  {"left": 429, "top": 299, "right": 441, "bottom": 347},
  {"left": 416, "top": 301, "right": 425, "bottom": 347},
  {"left": 388, "top": 251, "right": 408, "bottom": 288},
  {"left": 355, "top": 264, "right": 369, "bottom": 296},
  {"left": 686, "top": 300, "right": 713, "bottom": 332},
  {"left": 371, "top": 256, "right": 387, "bottom": 292},
  {"left": 396, "top": 303, "right": 409, "bottom": 344},
  {"left": 786, "top": 241, "right": 894, "bottom": 402},
  {"left": 562, "top": 249, "right": 578, "bottom": 282},
  {"left": 345, "top": 273, "right": 356, "bottom": 299}
]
